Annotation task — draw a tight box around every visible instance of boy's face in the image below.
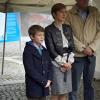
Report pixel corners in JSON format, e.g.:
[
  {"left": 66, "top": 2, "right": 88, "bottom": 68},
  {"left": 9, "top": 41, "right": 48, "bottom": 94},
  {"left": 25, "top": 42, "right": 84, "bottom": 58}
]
[{"left": 30, "top": 31, "right": 44, "bottom": 45}]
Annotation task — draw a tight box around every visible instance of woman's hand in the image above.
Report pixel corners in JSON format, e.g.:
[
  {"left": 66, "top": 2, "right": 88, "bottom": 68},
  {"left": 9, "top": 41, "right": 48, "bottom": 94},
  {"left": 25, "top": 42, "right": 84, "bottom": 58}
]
[
  {"left": 61, "top": 63, "right": 72, "bottom": 71},
  {"left": 60, "top": 67, "right": 67, "bottom": 72}
]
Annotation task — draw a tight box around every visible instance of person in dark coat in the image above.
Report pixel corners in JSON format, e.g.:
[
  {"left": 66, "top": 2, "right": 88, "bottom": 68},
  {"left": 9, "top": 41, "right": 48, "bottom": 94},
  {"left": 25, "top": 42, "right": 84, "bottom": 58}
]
[
  {"left": 45, "top": 3, "right": 75, "bottom": 100},
  {"left": 23, "top": 25, "right": 53, "bottom": 100}
]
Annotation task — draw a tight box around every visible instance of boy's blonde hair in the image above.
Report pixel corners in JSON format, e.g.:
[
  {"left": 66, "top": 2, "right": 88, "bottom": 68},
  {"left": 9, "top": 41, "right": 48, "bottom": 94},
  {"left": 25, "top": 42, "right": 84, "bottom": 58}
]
[{"left": 28, "top": 25, "right": 44, "bottom": 37}]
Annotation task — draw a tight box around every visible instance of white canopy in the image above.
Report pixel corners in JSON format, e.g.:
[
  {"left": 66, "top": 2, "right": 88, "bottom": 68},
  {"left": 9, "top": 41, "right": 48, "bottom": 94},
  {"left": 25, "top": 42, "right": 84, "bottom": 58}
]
[
  {"left": 0, "top": 0, "right": 100, "bottom": 78},
  {"left": 0, "top": 0, "right": 100, "bottom": 13}
]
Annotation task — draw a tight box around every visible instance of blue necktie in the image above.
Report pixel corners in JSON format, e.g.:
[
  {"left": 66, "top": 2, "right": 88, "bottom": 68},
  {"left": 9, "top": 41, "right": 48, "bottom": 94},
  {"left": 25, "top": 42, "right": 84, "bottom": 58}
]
[{"left": 38, "top": 48, "right": 42, "bottom": 55}]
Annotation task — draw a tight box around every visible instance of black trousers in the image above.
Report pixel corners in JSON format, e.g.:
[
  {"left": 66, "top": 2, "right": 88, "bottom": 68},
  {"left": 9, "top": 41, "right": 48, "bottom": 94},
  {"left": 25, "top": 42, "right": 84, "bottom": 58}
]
[
  {"left": 69, "top": 56, "right": 96, "bottom": 100},
  {"left": 28, "top": 97, "right": 46, "bottom": 100}
]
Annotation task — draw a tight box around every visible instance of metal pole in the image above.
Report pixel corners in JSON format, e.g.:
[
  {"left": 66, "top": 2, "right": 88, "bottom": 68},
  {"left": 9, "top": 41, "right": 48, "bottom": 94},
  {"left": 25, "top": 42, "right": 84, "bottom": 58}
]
[
  {"left": 1, "top": 3, "right": 8, "bottom": 75},
  {"left": 18, "top": 12, "right": 22, "bottom": 64}
]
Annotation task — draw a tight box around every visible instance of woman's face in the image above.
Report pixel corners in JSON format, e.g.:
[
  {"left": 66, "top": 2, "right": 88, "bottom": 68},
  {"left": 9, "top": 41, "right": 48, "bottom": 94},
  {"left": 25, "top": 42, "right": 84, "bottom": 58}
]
[{"left": 54, "top": 8, "right": 66, "bottom": 22}]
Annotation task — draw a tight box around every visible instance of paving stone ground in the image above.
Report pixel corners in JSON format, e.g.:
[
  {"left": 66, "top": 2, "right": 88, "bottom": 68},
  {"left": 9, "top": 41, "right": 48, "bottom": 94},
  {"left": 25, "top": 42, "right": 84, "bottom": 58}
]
[
  {"left": 0, "top": 75, "right": 100, "bottom": 100},
  {"left": 78, "top": 80, "right": 100, "bottom": 100}
]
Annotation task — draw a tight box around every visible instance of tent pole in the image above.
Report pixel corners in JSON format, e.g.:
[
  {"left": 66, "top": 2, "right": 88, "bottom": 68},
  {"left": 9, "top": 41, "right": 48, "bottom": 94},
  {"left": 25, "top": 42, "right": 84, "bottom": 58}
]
[
  {"left": 18, "top": 13, "right": 22, "bottom": 65},
  {"left": 1, "top": 2, "right": 8, "bottom": 75}
]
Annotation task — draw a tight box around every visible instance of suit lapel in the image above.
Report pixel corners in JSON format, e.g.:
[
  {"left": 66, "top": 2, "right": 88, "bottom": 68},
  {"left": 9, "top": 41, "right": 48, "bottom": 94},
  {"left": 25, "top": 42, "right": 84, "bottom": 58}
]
[
  {"left": 62, "top": 24, "right": 71, "bottom": 43},
  {"left": 31, "top": 46, "right": 42, "bottom": 59}
]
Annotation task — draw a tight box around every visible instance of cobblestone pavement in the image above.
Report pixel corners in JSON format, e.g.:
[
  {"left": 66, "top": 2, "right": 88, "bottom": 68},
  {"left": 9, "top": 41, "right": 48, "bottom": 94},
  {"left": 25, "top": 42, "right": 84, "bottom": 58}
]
[
  {"left": 0, "top": 74, "right": 26, "bottom": 100},
  {"left": 0, "top": 75, "right": 25, "bottom": 85},
  {"left": 78, "top": 80, "right": 100, "bottom": 100},
  {"left": 0, "top": 75, "right": 100, "bottom": 100},
  {"left": 0, "top": 83, "right": 27, "bottom": 100}
]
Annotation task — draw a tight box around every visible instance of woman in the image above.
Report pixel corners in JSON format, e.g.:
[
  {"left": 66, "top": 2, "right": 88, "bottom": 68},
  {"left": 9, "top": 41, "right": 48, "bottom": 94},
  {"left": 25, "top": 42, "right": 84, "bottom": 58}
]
[{"left": 45, "top": 3, "right": 75, "bottom": 100}]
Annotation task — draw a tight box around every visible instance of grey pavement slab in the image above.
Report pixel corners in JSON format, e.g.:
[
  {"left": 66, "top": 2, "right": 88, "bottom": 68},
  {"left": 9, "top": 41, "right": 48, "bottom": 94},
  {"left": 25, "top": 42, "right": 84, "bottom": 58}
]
[{"left": 0, "top": 75, "right": 100, "bottom": 100}]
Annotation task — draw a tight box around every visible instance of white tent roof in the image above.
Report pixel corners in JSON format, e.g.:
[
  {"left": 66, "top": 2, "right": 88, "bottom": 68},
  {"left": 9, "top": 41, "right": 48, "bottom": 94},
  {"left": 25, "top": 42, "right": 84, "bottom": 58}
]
[
  {"left": 0, "top": 0, "right": 100, "bottom": 13},
  {"left": 0, "top": 0, "right": 75, "bottom": 5}
]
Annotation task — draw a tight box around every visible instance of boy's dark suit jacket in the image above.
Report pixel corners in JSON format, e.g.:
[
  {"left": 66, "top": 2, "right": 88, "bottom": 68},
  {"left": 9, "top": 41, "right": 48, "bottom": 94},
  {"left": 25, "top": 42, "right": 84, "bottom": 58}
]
[{"left": 23, "top": 42, "right": 53, "bottom": 98}]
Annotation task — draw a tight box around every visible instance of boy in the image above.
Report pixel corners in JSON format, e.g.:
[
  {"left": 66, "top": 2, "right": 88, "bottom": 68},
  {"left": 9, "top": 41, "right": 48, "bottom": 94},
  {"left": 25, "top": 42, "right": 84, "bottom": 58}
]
[{"left": 23, "top": 25, "right": 53, "bottom": 100}]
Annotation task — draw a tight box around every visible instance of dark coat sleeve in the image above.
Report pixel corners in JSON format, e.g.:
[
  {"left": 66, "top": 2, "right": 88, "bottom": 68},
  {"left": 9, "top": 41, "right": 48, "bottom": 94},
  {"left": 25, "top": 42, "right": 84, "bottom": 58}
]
[
  {"left": 68, "top": 27, "right": 75, "bottom": 52},
  {"left": 45, "top": 27, "right": 59, "bottom": 59},
  {"left": 47, "top": 55, "right": 53, "bottom": 81},
  {"left": 23, "top": 47, "right": 48, "bottom": 87}
]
